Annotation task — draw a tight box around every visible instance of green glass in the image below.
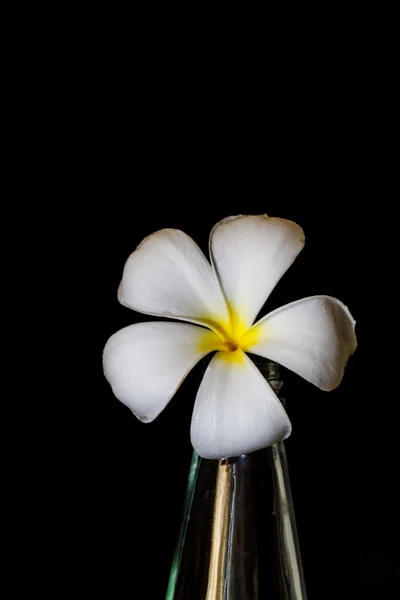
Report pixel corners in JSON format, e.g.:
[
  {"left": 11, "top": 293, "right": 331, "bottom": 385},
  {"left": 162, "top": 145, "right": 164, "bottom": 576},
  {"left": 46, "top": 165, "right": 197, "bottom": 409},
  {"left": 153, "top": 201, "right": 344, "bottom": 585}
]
[{"left": 166, "top": 361, "right": 307, "bottom": 600}]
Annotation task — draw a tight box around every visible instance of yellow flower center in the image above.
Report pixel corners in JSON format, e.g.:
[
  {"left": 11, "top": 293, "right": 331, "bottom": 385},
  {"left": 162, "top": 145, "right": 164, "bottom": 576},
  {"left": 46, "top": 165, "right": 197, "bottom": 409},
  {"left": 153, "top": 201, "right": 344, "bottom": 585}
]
[{"left": 197, "top": 307, "right": 261, "bottom": 364}]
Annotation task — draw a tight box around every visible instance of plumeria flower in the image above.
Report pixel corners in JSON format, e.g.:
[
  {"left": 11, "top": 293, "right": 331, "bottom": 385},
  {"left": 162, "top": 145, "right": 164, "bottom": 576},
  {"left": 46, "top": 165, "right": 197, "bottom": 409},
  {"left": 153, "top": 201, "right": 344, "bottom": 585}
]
[{"left": 103, "top": 215, "right": 357, "bottom": 459}]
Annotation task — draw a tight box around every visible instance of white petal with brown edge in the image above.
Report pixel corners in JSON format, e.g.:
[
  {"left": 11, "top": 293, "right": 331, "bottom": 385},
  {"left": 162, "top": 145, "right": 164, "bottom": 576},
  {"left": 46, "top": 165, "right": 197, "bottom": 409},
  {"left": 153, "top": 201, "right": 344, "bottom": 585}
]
[
  {"left": 103, "top": 321, "right": 221, "bottom": 422},
  {"left": 118, "top": 228, "right": 229, "bottom": 329},
  {"left": 190, "top": 350, "right": 291, "bottom": 459},
  {"left": 209, "top": 215, "right": 305, "bottom": 329},
  {"left": 246, "top": 295, "right": 357, "bottom": 391}
]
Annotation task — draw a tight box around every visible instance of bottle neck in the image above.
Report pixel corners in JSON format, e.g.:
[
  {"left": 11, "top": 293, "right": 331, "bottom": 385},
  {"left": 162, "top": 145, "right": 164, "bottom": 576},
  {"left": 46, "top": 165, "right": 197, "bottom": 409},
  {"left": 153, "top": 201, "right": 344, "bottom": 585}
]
[{"left": 167, "top": 360, "right": 307, "bottom": 600}]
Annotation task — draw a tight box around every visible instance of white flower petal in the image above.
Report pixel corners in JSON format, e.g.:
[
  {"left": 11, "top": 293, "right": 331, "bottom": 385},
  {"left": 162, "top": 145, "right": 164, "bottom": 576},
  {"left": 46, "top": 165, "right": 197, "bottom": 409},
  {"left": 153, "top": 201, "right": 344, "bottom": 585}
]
[
  {"left": 209, "top": 215, "right": 305, "bottom": 328},
  {"left": 190, "top": 351, "right": 291, "bottom": 459},
  {"left": 119, "top": 229, "right": 229, "bottom": 329},
  {"left": 103, "top": 321, "right": 221, "bottom": 422},
  {"left": 247, "top": 296, "right": 357, "bottom": 391}
]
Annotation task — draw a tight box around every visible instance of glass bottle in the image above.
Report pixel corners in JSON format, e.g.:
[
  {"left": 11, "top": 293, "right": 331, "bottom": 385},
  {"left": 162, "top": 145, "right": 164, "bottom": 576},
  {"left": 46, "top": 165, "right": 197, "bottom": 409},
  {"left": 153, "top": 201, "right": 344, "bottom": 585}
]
[{"left": 166, "top": 360, "right": 307, "bottom": 599}]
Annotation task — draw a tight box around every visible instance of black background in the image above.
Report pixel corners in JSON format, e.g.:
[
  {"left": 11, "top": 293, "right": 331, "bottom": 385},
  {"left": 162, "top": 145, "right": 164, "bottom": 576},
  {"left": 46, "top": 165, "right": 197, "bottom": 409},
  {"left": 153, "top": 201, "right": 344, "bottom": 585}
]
[{"left": 55, "top": 48, "right": 399, "bottom": 598}]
